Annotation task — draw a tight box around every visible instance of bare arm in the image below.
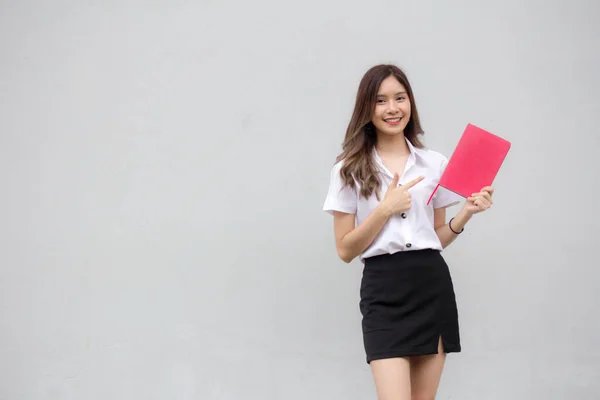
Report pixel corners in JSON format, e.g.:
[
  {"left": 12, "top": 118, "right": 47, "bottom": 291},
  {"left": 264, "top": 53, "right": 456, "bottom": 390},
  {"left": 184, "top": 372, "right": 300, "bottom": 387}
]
[
  {"left": 332, "top": 174, "right": 424, "bottom": 263},
  {"left": 333, "top": 204, "right": 392, "bottom": 263},
  {"left": 434, "top": 186, "right": 494, "bottom": 247},
  {"left": 434, "top": 207, "right": 472, "bottom": 248}
]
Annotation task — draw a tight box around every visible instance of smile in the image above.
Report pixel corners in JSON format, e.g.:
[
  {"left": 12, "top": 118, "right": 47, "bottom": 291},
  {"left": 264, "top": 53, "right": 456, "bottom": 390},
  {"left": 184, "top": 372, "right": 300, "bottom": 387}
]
[{"left": 384, "top": 117, "right": 402, "bottom": 125}]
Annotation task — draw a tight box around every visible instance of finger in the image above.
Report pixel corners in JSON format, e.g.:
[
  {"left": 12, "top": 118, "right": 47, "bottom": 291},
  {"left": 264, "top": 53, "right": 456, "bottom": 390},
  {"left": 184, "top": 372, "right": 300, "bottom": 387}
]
[
  {"left": 471, "top": 191, "right": 492, "bottom": 202},
  {"left": 481, "top": 186, "right": 494, "bottom": 195},
  {"left": 478, "top": 197, "right": 491, "bottom": 207},
  {"left": 471, "top": 193, "right": 490, "bottom": 204},
  {"left": 473, "top": 191, "right": 492, "bottom": 202},
  {"left": 472, "top": 187, "right": 494, "bottom": 195},
  {"left": 402, "top": 175, "right": 424, "bottom": 190}
]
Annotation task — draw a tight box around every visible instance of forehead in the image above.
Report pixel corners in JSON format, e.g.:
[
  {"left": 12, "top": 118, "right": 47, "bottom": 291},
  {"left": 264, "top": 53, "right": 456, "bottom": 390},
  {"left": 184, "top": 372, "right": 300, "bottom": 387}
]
[{"left": 377, "top": 75, "right": 406, "bottom": 95}]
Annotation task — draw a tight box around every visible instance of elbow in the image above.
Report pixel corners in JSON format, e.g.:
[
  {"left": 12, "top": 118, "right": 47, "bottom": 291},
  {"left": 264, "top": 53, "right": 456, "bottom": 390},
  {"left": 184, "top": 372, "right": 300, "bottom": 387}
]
[
  {"left": 336, "top": 247, "right": 354, "bottom": 263},
  {"left": 435, "top": 233, "right": 451, "bottom": 249},
  {"left": 434, "top": 229, "right": 447, "bottom": 249},
  {"left": 340, "top": 255, "right": 353, "bottom": 264}
]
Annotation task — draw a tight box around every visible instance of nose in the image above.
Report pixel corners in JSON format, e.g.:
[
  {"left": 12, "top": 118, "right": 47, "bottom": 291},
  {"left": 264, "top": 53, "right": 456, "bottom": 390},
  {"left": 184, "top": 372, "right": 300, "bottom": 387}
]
[{"left": 386, "top": 100, "right": 399, "bottom": 114}]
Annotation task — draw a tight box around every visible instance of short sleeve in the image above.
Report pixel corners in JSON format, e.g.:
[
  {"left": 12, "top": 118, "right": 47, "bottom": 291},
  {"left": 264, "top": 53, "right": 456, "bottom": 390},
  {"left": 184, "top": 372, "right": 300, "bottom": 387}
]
[
  {"left": 432, "top": 156, "right": 463, "bottom": 209},
  {"left": 322, "top": 161, "right": 357, "bottom": 215}
]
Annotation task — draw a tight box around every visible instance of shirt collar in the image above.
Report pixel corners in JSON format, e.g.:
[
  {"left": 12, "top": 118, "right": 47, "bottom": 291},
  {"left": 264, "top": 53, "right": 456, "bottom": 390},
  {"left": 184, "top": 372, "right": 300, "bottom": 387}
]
[{"left": 373, "top": 137, "right": 424, "bottom": 178}]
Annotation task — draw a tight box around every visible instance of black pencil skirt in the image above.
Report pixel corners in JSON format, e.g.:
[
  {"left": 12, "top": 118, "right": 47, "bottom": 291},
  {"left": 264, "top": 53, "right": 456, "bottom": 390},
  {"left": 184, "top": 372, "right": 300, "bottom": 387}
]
[{"left": 359, "top": 249, "right": 461, "bottom": 364}]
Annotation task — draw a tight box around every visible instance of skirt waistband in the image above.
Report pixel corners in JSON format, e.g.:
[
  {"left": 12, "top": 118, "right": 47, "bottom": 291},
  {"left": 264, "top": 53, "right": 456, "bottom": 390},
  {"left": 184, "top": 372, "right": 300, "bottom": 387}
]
[{"left": 364, "top": 249, "right": 443, "bottom": 269}]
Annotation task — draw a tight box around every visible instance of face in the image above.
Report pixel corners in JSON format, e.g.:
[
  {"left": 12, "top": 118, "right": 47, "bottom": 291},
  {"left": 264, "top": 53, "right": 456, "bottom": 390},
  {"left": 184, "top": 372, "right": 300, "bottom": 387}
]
[{"left": 371, "top": 75, "right": 411, "bottom": 137}]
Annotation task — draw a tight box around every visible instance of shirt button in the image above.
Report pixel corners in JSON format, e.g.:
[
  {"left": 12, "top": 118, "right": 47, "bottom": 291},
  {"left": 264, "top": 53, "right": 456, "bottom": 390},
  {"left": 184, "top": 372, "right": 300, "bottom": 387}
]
[
  {"left": 401, "top": 213, "right": 407, "bottom": 219},
  {"left": 406, "top": 243, "right": 412, "bottom": 248}
]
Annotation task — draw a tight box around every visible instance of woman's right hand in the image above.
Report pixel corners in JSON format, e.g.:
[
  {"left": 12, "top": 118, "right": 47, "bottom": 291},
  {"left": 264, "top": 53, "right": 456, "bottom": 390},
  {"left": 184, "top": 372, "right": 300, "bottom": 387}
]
[{"left": 381, "top": 173, "right": 424, "bottom": 215}]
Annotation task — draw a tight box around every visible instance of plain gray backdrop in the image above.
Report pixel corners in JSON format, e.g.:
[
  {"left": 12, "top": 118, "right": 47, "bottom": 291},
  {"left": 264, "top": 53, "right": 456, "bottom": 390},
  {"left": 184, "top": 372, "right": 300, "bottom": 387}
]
[{"left": 1, "top": 0, "right": 599, "bottom": 399}]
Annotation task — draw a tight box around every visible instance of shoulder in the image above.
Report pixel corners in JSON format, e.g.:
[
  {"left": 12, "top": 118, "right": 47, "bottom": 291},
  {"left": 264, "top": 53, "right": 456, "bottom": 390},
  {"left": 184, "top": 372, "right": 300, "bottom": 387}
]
[
  {"left": 331, "top": 159, "right": 345, "bottom": 173},
  {"left": 326, "top": 159, "right": 344, "bottom": 183},
  {"left": 325, "top": 157, "right": 362, "bottom": 194},
  {"left": 329, "top": 158, "right": 355, "bottom": 181},
  {"left": 326, "top": 158, "right": 350, "bottom": 185}
]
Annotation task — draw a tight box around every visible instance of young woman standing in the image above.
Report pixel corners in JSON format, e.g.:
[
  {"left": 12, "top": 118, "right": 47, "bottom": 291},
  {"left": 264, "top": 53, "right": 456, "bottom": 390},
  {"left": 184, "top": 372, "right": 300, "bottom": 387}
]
[{"left": 323, "top": 64, "right": 494, "bottom": 399}]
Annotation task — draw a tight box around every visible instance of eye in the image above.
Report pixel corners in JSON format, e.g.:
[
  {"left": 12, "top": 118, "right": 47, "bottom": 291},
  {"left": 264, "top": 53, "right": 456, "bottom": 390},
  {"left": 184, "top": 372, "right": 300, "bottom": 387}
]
[{"left": 397, "top": 96, "right": 406, "bottom": 101}]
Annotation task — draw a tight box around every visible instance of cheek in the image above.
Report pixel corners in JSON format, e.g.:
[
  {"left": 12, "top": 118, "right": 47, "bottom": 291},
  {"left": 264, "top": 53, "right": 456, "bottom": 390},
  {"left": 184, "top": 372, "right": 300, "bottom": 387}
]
[
  {"left": 371, "top": 110, "right": 384, "bottom": 126},
  {"left": 372, "top": 107, "right": 383, "bottom": 120},
  {"left": 402, "top": 103, "right": 411, "bottom": 116}
]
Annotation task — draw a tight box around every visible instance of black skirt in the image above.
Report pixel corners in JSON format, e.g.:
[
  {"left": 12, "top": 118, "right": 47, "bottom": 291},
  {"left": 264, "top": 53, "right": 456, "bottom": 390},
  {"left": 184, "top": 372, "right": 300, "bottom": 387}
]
[{"left": 359, "top": 249, "right": 461, "bottom": 364}]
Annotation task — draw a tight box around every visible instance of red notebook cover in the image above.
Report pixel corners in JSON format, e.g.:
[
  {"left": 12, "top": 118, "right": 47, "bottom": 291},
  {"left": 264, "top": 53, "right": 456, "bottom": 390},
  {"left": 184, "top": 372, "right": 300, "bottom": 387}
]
[{"left": 427, "top": 123, "right": 511, "bottom": 205}]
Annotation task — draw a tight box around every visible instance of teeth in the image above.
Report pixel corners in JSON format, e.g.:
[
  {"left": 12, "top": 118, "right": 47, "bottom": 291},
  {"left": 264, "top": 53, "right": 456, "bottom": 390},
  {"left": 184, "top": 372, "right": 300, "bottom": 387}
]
[{"left": 386, "top": 118, "right": 400, "bottom": 122}]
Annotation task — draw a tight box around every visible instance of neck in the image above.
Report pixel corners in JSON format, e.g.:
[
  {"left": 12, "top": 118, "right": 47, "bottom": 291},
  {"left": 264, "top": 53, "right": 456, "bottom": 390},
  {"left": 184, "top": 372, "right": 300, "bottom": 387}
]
[{"left": 375, "top": 133, "right": 410, "bottom": 156}]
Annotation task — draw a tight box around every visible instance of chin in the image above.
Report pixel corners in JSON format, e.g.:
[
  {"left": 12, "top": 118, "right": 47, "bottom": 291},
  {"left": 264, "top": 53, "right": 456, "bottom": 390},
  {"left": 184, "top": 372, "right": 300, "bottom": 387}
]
[{"left": 378, "top": 127, "right": 406, "bottom": 137}]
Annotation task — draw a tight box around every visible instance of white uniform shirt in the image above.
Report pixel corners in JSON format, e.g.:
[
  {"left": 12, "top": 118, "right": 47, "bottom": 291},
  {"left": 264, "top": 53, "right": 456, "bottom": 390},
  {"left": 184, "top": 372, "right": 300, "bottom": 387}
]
[{"left": 323, "top": 138, "right": 462, "bottom": 260}]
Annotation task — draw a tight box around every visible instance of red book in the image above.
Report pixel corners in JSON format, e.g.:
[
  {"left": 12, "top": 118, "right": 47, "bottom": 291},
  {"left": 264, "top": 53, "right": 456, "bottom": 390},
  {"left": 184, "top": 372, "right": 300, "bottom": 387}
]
[{"left": 427, "top": 123, "right": 511, "bottom": 205}]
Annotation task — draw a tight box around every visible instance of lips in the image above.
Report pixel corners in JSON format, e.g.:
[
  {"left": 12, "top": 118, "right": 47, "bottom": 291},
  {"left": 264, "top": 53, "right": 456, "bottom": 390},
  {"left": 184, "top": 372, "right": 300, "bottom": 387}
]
[{"left": 384, "top": 117, "right": 402, "bottom": 125}]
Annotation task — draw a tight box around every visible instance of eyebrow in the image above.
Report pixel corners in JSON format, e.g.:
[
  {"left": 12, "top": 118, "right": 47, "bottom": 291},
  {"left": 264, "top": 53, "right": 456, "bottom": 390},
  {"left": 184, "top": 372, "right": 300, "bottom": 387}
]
[{"left": 376, "top": 91, "right": 407, "bottom": 97}]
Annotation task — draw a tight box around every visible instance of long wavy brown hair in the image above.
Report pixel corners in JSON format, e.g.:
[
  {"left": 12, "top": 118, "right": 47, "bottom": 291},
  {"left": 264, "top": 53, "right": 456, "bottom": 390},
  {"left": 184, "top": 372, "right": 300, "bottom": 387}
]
[{"left": 335, "top": 64, "right": 425, "bottom": 200}]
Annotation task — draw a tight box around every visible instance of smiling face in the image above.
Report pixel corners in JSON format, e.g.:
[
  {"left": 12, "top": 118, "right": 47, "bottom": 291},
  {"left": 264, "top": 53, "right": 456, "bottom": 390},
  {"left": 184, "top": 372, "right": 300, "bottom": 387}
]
[{"left": 371, "top": 75, "right": 412, "bottom": 138}]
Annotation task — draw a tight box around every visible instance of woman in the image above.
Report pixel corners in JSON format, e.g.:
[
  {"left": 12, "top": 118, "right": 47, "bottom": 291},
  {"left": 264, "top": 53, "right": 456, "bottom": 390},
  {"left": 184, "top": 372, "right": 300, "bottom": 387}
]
[{"left": 322, "top": 64, "right": 494, "bottom": 399}]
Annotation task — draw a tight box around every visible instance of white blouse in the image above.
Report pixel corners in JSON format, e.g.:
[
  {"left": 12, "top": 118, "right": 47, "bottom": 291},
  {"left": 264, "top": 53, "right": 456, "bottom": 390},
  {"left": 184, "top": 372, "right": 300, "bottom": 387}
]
[{"left": 323, "top": 137, "right": 462, "bottom": 260}]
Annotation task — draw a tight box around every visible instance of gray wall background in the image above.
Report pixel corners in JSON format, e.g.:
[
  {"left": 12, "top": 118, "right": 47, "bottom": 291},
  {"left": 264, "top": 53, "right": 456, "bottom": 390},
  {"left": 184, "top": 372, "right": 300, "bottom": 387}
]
[{"left": 1, "top": 1, "right": 599, "bottom": 399}]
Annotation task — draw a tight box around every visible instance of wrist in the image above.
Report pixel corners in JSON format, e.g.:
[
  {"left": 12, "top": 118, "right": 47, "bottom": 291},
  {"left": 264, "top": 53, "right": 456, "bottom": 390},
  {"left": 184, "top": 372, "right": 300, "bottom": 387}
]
[
  {"left": 451, "top": 209, "right": 472, "bottom": 230},
  {"left": 376, "top": 200, "right": 394, "bottom": 219},
  {"left": 458, "top": 204, "right": 475, "bottom": 219}
]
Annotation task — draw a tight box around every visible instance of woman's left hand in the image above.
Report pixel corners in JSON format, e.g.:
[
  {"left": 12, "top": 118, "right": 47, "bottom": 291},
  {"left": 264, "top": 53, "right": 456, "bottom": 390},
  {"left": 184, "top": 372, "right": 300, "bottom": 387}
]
[{"left": 463, "top": 186, "right": 494, "bottom": 215}]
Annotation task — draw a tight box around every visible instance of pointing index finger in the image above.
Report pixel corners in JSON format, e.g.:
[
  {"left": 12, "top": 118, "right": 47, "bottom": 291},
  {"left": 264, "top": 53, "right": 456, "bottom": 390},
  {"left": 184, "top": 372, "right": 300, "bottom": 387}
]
[{"left": 402, "top": 176, "right": 424, "bottom": 189}]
